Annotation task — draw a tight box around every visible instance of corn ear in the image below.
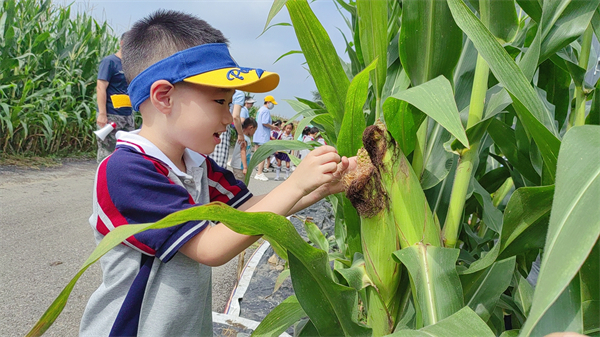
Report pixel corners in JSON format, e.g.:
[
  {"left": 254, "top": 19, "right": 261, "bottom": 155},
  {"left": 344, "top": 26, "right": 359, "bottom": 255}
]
[
  {"left": 361, "top": 121, "right": 442, "bottom": 248},
  {"left": 343, "top": 121, "right": 442, "bottom": 334},
  {"left": 344, "top": 148, "right": 401, "bottom": 336}
]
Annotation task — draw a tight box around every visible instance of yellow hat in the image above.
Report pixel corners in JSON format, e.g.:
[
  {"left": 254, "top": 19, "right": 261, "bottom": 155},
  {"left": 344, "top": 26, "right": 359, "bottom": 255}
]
[{"left": 264, "top": 95, "right": 278, "bottom": 105}]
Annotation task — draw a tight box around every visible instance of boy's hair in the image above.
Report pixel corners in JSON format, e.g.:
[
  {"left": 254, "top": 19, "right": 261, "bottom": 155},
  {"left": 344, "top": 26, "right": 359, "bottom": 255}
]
[
  {"left": 242, "top": 117, "right": 257, "bottom": 129},
  {"left": 273, "top": 120, "right": 282, "bottom": 127},
  {"left": 309, "top": 126, "right": 319, "bottom": 135},
  {"left": 122, "top": 10, "right": 229, "bottom": 83}
]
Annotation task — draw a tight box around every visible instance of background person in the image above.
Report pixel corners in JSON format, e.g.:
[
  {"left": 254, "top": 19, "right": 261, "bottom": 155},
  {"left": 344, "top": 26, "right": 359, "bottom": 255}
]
[
  {"left": 230, "top": 117, "right": 257, "bottom": 180},
  {"left": 95, "top": 32, "right": 134, "bottom": 163},
  {"left": 274, "top": 122, "right": 294, "bottom": 180},
  {"left": 253, "top": 95, "right": 279, "bottom": 181},
  {"left": 241, "top": 96, "right": 254, "bottom": 123}
]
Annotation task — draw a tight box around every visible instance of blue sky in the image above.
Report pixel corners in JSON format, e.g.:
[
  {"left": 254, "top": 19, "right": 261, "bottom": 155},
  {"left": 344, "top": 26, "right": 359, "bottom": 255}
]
[{"left": 66, "top": 0, "right": 352, "bottom": 119}]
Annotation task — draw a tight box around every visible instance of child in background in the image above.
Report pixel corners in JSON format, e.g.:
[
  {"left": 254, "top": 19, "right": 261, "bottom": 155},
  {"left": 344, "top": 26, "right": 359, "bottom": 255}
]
[
  {"left": 299, "top": 126, "right": 319, "bottom": 159},
  {"left": 230, "top": 118, "right": 257, "bottom": 180},
  {"left": 264, "top": 120, "right": 282, "bottom": 172},
  {"left": 274, "top": 122, "right": 294, "bottom": 181}
]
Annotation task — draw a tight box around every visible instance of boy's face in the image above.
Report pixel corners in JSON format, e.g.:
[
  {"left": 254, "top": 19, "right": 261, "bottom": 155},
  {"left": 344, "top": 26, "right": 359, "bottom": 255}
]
[{"left": 169, "top": 82, "right": 234, "bottom": 154}]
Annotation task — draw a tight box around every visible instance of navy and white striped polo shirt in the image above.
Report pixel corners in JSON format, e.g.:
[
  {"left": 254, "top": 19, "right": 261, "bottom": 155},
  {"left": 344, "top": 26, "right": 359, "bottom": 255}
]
[{"left": 80, "top": 130, "right": 252, "bottom": 336}]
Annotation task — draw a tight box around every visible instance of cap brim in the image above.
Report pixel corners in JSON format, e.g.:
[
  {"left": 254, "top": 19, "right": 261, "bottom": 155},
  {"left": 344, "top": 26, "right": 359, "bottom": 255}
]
[{"left": 183, "top": 68, "right": 280, "bottom": 93}]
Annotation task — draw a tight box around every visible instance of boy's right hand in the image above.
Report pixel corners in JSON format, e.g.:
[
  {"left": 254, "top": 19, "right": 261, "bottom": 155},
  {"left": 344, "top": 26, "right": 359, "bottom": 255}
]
[{"left": 288, "top": 145, "right": 341, "bottom": 196}]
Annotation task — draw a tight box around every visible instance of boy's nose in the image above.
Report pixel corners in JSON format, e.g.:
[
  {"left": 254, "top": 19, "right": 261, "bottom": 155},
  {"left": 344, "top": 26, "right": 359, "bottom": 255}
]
[{"left": 223, "top": 110, "right": 233, "bottom": 125}]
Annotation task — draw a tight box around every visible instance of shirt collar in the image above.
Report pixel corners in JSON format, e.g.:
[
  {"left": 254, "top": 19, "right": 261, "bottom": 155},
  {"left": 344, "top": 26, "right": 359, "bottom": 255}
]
[{"left": 115, "top": 129, "right": 206, "bottom": 177}]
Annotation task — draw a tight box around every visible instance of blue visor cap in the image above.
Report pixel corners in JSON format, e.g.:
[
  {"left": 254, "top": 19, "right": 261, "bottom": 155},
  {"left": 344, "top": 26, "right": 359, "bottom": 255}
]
[{"left": 128, "top": 43, "right": 280, "bottom": 111}]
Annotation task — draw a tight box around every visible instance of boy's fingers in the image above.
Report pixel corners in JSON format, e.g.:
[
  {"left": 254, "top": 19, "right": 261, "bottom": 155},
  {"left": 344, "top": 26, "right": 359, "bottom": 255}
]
[
  {"left": 311, "top": 145, "right": 337, "bottom": 156},
  {"left": 322, "top": 162, "right": 339, "bottom": 175}
]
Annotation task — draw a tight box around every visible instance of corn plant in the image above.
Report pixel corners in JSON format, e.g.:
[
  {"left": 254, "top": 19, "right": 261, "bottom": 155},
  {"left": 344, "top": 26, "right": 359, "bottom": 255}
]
[
  {"left": 0, "top": 0, "right": 119, "bottom": 155},
  {"left": 27, "top": 0, "right": 599, "bottom": 336}
]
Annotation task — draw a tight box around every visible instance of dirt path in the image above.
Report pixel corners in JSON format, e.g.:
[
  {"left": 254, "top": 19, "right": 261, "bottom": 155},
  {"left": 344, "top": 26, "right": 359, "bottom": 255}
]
[{"left": 0, "top": 159, "right": 282, "bottom": 336}]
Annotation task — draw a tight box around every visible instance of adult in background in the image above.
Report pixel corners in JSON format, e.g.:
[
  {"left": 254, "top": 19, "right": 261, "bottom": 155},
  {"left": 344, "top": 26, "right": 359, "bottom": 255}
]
[
  {"left": 210, "top": 89, "right": 246, "bottom": 168},
  {"left": 96, "top": 32, "right": 135, "bottom": 163},
  {"left": 253, "top": 95, "right": 279, "bottom": 181},
  {"left": 241, "top": 96, "right": 254, "bottom": 123}
]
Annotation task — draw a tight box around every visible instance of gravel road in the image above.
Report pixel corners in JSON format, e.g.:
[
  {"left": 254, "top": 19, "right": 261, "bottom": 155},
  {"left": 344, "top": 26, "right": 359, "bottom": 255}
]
[{"left": 0, "top": 158, "right": 283, "bottom": 337}]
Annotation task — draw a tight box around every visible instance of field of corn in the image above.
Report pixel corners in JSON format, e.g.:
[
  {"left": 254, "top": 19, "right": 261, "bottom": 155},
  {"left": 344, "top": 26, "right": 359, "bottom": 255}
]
[
  {"left": 23, "top": 0, "right": 600, "bottom": 337},
  {"left": 0, "top": 0, "right": 119, "bottom": 156}
]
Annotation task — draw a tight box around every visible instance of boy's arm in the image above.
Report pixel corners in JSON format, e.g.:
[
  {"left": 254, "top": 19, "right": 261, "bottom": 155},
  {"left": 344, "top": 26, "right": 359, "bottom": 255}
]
[{"left": 180, "top": 146, "right": 343, "bottom": 266}]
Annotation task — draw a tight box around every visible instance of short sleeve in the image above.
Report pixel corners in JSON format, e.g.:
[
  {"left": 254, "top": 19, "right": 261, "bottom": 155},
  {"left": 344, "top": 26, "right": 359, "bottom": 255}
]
[
  {"left": 97, "top": 56, "right": 113, "bottom": 81},
  {"left": 97, "top": 150, "right": 209, "bottom": 262},
  {"left": 232, "top": 90, "right": 245, "bottom": 106},
  {"left": 205, "top": 157, "right": 253, "bottom": 208},
  {"left": 240, "top": 107, "right": 249, "bottom": 119}
]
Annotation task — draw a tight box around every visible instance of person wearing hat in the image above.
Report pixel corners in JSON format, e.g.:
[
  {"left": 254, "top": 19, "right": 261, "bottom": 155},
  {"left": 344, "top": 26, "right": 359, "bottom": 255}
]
[
  {"left": 80, "top": 10, "right": 354, "bottom": 337},
  {"left": 241, "top": 96, "right": 254, "bottom": 124},
  {"left": 253, "top": 94, "right": 280, "bottom": 181}
]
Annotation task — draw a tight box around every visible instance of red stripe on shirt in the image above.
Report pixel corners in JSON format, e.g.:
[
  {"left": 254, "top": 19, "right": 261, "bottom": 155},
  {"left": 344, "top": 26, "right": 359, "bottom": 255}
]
[
  {"left": 96, "top": 159, "right": 156, "bottom": 255},
  {"left": 117, "top": 140, "right": 146, "bottom": 154},
  {"left": 206, "top": 161, "right": 242, "bottom": 203}
]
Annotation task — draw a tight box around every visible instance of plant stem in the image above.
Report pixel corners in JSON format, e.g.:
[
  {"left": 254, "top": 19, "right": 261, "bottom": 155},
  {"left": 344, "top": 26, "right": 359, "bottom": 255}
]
[
  {"left": 375, "top": 97, "right": 381, "bottom": 122},
  {"left": 442, "top": 53, "right": 489, "bottom": 248},
  {"left": 568, "top": 23, "right": 593, "bottom": 129}
]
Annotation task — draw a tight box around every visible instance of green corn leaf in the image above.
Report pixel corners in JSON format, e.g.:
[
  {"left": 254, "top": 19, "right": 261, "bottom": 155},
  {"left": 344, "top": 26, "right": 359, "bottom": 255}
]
[
  {"left": 286, "top": 0, "right": 350, "bottom": 130},
  {"left": 580, "top": 242, "right": 599, "bottom": 335},
  {"left": 383, "top": 76, "right": 469, "bottom": 149},
  {"left": 399, "top": 0, "right": 463, "bottom": 86},
  {"left": 356, "top": 0, "right": 387, "bottom": 100},
  {"left": 393, "top": 244, "right": 463, "bottom": 327},
  {"left": 461, "top": 185, "right": 554, "bottom": 275},
  {"left": 530, "top": 275, "right": 583, "bottom": 336},
  {"left": 421, "top": 123, "right": 453, "bottom": 190},
  {"left": 337, "top": 59, "right": 375, "bottom": 159},
  {"left": 258, "top": 22, "right": 292, "bottom": 39},
  {"left": 335, "top": 253, "right": 373, "bottom": 292},
  {"left": 520, "top": 126, "right": 600, "bottom": 337},
  {"left": 448, "top": 0, "right": 561, "bottom": 180},
  {"left": 513, "top": 274, "right": 535, "bottom": 317},
  {"left": 460, "top": 257, "right": 516, "bottom": 322},
  {"left": 28, "top": 202, "right": 371, "bottom": 337},
  {"left": 245, "top": 140, "right": 315, "bottom": 185},
  {"left": 251, "top": 295, "right": 306, "bottom": 337},
  {"left": 263, "top": 0, "right": 288, "bottom": 33},
  {"left": 303, "top": 220, "right": 329, "bottom": 253},
  {"left": 273, "top": 50, "right": 302, "bottom": 64},
  {"left": 487, "top": 118, "right": 541, "bottom": 185},
  {"left": 481, "top": 0, "right": 518, "bottom": 44},
  {"left": 386, "top": 306, "right": 495, "bottom": 337}
]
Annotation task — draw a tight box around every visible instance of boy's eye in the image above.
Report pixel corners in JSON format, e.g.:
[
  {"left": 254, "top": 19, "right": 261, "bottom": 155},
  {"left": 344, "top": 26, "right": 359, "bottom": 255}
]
[{"left": 214, "top": 99, "right": 226, "bottom": 105}]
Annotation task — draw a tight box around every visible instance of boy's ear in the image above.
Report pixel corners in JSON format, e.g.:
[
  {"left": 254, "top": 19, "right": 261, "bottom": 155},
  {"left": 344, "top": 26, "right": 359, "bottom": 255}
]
[{"left": 149, "top": 80, "right": 175, "bottom": 115}]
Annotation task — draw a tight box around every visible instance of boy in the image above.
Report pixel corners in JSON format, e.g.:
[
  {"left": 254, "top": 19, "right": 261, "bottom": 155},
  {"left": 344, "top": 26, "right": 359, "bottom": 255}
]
[
  {"left": 230, "top": 117, "right": 257, "bottom": 180},
  {"left": 80, "top": 10, "right": 354, "bottom": 337}
]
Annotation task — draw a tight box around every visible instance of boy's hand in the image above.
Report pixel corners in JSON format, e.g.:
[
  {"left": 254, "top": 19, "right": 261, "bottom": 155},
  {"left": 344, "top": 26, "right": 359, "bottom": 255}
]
[
  {"left": 311, "top": 155, "right": 357, "bottom": 197},
  {"left": 288, "top": 145, "right": 343, "bottom": 196},
  {"left": 243, "top": 168, "right": 247, "bottom": 175}
]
